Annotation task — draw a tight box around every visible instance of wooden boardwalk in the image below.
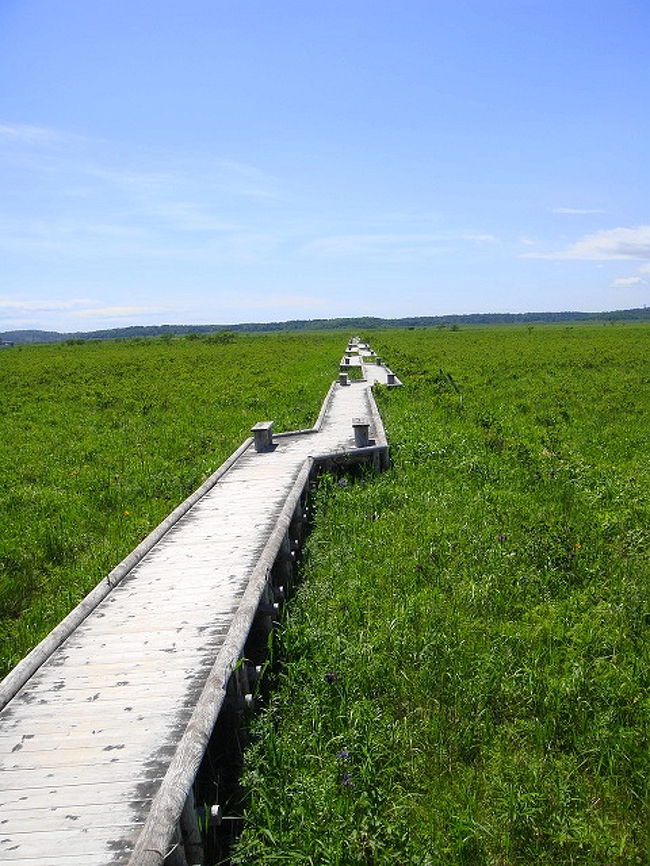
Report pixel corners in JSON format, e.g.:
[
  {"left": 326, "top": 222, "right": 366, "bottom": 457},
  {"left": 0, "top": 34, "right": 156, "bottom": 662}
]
[{"left": 0, "top": 345, "right": 396, "bottom": 865}]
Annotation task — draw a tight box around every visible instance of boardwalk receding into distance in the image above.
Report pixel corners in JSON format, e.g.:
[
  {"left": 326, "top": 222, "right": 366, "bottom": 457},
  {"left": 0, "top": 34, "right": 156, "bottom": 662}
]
[{"left": 0, "top": 341, "right": 398, "bottom": 865}]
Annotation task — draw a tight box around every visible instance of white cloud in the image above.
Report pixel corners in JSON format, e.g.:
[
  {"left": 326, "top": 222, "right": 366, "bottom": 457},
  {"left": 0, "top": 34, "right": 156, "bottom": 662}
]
[
  {"left": 0, "top": 297, "right": 94, "bottom": 312},
  {"left": 147, "top": 201, "right": 237, "bottom": 232},
  {"left": 213, "top": 159, "right": 280, "bottom": 200},
  {"left": 73, "top": 305, "right": 163, "bottom": 319},
  {"left": 638, "top": 264, "right": 650, "bottom": 274},
  {"left": 524, "top": 226, "right": 650, "bottom": 261},
  {"left": 223, "top": 294, "right": 324, "bottom": 311},
  {"left": 519, "top": 236, "right": 536, "bottom": 246},
  {"left": 302, "top": 230, "right": 496, "bottom": 261},
  {"left": 0, "top": 122, "right": 64, "bottom": 144},
  {"left": 610, "top": 276, "right": 644, "bottom": 288},
  {"left": 302, "top": 233, "right": 452, "bottom": 261},
  {"left": 551, "top": 207, "right": 606, "bottom": 215}
]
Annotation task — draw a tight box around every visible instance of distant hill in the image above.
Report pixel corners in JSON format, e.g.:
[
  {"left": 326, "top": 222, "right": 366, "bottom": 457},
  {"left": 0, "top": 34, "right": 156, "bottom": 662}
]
[{"left": 1, "top": 307, "right": 648, "bottom": 345}]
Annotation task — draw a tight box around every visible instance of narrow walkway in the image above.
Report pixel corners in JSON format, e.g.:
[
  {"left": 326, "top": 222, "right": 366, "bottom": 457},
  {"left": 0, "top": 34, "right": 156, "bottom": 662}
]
[{"left": 0, "top": 352, "right": 394, "bottom": 865}]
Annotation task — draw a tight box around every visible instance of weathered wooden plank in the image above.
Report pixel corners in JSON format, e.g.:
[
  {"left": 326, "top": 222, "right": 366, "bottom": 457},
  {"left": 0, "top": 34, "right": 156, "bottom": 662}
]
[
  {"left": 0, "top": 824, "right": 139, "bottom": 860},
  {"left": 14, "top": 662, "right": 212, "bottom": 695},
  {"left": 0, "top": 728, "right": 180, "bottom": 753},
  {"left": 0, "top": 778, "right": 163, "bottom": 810}
]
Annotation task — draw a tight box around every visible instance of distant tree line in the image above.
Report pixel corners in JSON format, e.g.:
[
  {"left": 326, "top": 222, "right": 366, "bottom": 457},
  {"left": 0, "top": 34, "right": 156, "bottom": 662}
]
[{"left": 2, "top": 307, "right": 648, "bottom": 344}]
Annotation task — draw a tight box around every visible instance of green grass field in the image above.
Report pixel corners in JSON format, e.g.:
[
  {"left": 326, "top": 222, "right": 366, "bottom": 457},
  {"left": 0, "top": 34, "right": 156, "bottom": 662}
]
[
  {"left": 1, "top": 325, "right": 648, "bottom": 864},
  {"left": 0, "top": 331, "right": 344, "bottom": 674},
  {"left": 233, "top": 324, "right": 649, "bottom": 865}
]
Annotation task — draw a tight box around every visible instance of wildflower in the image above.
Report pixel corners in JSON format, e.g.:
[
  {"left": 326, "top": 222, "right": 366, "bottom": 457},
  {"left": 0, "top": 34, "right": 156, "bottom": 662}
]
[
  {"left": 338, "top": 478, "right": 348, "bottom": 487},
  {"left": 324, "top": 671, "right": 338, "bottom": 685},
  {"left": 341, "top": 771, "right": 353, "bottom": 787},
  {"left": 498, "top": 533, "right": 508, "bottom": 543},
  {"left": 123, "top": 510, "right": 130, "bottom": 515},
  {"left": 336, "top": 749, "right": 350, "bottom": 760}
]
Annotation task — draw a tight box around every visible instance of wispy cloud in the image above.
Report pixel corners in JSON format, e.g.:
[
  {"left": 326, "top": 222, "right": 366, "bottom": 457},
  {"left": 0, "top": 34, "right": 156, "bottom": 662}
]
[
  {"left": 0, "top": 297, "right": 99, "bottom": 324},
  {"left": 213, "top": 158, "right": 280, "bottom": 200},
  {"left": 524, "top": 226, "right": 650, "bottom": 261},
  {"left": 551, "top": 207, "right": 607, "bottom": 215},
  {"left": 224, "top": 293, "right": 325, "bottom": 311},
  {"left": 0, "top": 122, "right": 68, "bottom": 145},
  {"left": 302, "top": 231, "right": 496, "bottom": 261},
  {"left": 0, "top": 297, "right": 173, "bottom": 327},
  {"left": 0, "top": 297, "right": 94, "bottom": 312},
  {"left": 462, "top": 233, "right": 498, "bottom": 242},
  {"left": 0, "top": 217, "right": 158, "bottom": 257},
  {"left": 610, "top": 276, "right": 644, "bottom": 288},
  {"left": 146, "top": 201, "right": 237, "bottom": 232},
  {"left": 73, "top": 305, "right": 165, "bottom": 319},
  {"left": 303, "top": 233, "right": 450, "bottom": 261}
]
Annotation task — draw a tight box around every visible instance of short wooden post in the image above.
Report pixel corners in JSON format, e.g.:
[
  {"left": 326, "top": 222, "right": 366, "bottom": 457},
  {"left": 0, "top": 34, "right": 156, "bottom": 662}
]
[
  {"left": 344, "top": 357, "right": 350, "bottom": 365},
  {"left": 352, "top": 417, "right": 370, "bottom": 448},
  {"left": 386, "top": 371, "right": 395, "bottom": 385},
  {"left": 375, "top": 356, "right": 383, "bottom": 365},
  {"left": 251, "top": 421, "right": 274, "bottom": 452},
  {"left": 339, "top": 372, "right": 349, "bottom": 386}
]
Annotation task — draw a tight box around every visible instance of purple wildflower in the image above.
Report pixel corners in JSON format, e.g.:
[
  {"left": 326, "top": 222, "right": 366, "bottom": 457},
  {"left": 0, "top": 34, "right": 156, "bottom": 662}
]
[{"left": 324, "top": 671, "right": 338, "bottom": 685}]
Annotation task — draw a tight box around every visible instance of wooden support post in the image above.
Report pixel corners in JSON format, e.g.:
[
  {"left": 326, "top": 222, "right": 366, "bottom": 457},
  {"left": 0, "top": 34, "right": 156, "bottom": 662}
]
[
  {"left": 180, "top": 789, "right": 204, "bottom": 866},
  {"left": 386, "top": 371, "right": 396, "bottom": 385},
  {"left": 272, "top": 531, "right": 293, "bottom": 587},
  {"left": 339, "top": 372, "right": 349, "bottom": 386},
  {"left": 165, "top": 829, "right": 189, "bottom": 866},
  {"left": 250, "top": 421, "right": 274, "bottom": 452},
  {"left": 352, "top": 418, "right": 370, "bottom": 448},
  {"left": 290, "top": 499, "right": 304, "bottom": 536}
]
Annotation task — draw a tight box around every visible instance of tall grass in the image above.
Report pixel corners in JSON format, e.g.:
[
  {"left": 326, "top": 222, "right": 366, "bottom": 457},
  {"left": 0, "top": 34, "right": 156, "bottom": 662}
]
[
  {"left": 234, "top": 325, "right": 649, "bottom": 865},
  {"left": 0, "top": 332, "right": 343, "bottom": 674}
]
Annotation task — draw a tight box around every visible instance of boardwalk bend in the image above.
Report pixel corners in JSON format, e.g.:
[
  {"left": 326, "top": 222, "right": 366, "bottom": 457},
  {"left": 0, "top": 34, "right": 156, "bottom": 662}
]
[{"left": 0, "top": 340, "right": 400, "bottom": 865}]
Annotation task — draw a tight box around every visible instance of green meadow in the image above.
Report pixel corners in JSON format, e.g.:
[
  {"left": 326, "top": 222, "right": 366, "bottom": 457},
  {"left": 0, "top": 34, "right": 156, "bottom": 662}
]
[
  {"left": 234, "top": 324, "right": 649, "bottom": 865},
  {"left": 0, "top": 332, "right": 343, "bottom": 674},
  {"left": 1, "top": 324, "right": 648, "bottom": 864}
]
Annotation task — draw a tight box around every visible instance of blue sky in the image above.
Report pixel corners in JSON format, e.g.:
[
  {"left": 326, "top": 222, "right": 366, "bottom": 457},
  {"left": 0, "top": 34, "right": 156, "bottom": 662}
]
[{"left": 1, "top": 0, "right": 649, "bottom": 331}]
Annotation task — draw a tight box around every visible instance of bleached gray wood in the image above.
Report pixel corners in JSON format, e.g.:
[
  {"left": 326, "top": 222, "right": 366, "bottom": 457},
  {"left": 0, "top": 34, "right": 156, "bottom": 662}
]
[
  {"left": 0, "top": 436, "right": 254, "bottom": 713},
  {"left": 0, "top": 344, "right": 395, "bottom": 865},
  {"left": 352, "top": 417, "right": 371, "bottom": 447},
  {"left": 250, "top": 420, "right": 274, "bottom": 452}
]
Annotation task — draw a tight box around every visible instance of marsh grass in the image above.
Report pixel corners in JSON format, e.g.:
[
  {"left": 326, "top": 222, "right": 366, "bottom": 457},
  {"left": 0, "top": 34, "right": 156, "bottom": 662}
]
[
  {"left": 234, "top": 325, "right": 649, "bottom": 865},
  {"left": 0, "top": 332, "right": 343, "bottom": 674}
]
